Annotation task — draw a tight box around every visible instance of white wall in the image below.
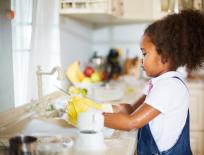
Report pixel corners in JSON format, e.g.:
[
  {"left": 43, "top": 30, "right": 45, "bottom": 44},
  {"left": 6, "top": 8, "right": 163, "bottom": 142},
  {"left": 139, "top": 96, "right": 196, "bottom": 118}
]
[
  {"left": 60, "top": 20, "right": 149, "bottom": 83},
  {"left": 0, "top": 0, "right": 15, "bottom": 112},
  {"left": 60, "top": 18, "right": 149, "bottom": 68},
  {"left": 92, "top": 23, "right": 149, "bottom": 60},
  {"left": 60, "top": 17, "right": 94, "bottom": 70}
]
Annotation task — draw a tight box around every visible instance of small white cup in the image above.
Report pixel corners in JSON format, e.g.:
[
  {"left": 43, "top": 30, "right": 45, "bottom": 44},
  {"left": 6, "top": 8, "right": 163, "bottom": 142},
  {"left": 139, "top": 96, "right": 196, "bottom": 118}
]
[
  {"left": 77, "top": 111, "right": 104, "bottom": 132},
  {"left": 75, "top": 130, "right": 106, "bottom": 150}
]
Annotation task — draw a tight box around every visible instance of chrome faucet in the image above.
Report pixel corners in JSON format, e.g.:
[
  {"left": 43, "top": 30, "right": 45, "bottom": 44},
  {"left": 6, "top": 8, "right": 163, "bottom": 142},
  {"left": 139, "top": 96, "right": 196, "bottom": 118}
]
[{"left": 36, "top": 66, "right": 64, "bottom": 100}]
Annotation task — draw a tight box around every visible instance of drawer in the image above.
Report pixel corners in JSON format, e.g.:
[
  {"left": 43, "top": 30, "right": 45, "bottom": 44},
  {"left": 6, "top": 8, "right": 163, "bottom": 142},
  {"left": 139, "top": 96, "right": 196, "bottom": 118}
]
[{"left": 190, "top": 131, "right": 204, "bottom": 155}]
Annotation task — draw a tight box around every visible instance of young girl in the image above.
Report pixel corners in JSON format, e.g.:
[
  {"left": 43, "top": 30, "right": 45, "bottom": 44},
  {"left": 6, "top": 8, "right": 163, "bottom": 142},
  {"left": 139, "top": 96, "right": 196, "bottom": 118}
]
[{"left": 103, "top": 10, "right": 204, "bottom": 155}]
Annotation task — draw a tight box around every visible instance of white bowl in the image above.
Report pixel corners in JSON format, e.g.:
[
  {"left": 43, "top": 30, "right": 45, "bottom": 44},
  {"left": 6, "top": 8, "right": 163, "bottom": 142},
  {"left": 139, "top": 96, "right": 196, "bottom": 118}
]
[
  {"left": 75, "top": 130, "right": 106, "bottom": 150},
  {"left": 36, "top": 136, "right": 73, "bottom": 154},
  {"left": 93, "top": 84, "right": 124, "bottom": 102}
]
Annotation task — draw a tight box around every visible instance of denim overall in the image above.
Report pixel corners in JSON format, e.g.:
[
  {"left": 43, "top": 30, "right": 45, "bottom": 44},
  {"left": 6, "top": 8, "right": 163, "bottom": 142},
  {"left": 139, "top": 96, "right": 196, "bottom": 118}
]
[{"left": 137, "top": 77, "right": 192, "bottom": 155}]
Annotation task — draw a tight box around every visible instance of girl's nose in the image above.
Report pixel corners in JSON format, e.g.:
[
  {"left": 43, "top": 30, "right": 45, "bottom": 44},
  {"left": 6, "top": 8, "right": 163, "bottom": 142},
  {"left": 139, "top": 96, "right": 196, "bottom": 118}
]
[{"left": 141, "top": 58, "right": 144, "bottom": 65}]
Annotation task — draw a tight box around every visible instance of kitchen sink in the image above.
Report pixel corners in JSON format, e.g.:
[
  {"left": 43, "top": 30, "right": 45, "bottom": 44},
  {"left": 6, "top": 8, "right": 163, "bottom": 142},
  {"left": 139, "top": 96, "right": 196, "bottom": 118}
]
[
  {"left": 0, "top": 114, "right": 77, "bottom": 139},
  {"left": 21, "top": 117, "right": 76, "bottom": 136}
]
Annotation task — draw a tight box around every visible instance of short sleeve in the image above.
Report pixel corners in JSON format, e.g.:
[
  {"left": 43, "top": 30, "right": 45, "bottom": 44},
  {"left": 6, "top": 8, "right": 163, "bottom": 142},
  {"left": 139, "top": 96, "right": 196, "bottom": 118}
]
[
  {"left": 144, "top": 79, "right": 182, "bottom": 114},
  {"left": 142, "top": 84, "right": 149, "bottom": 95}
]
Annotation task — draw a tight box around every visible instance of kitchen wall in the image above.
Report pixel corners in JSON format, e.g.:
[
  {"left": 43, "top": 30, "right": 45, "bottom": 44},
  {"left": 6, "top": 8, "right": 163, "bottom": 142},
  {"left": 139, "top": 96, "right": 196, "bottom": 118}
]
[
  {"left": 92, "top": 23, "right": 149, "bottom": 60},
  {"left": 60, "top": 17, "right": 94, "bottom": 70},
  {"left": 60, "top": 18, "right": 149, "bottom": 67},
  {"left": 0, "top": 0, "right": 15, "bottom": 112}
]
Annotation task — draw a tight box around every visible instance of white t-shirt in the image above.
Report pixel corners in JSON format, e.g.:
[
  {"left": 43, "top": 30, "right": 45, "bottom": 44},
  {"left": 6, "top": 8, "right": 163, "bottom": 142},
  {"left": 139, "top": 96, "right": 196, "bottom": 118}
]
[{"left": 143, "top": 71, "right": 189, "bottom": 152}]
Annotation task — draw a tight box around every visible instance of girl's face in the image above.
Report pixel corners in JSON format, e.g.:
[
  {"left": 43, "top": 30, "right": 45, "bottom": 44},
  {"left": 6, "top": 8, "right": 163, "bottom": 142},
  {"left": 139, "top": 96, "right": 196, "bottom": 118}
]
[{"left": 140, "top": 34, "right": 170, "bottom": 77}]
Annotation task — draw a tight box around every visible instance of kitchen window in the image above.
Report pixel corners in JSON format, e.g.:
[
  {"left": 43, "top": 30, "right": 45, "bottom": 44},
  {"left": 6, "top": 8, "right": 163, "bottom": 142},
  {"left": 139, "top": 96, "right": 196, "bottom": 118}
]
[
  {"left": 11, "top": 0, "right": 36, "bottom": 106},
  {"left": 12, "top": 0, "right": 34, "bottom": 52}
]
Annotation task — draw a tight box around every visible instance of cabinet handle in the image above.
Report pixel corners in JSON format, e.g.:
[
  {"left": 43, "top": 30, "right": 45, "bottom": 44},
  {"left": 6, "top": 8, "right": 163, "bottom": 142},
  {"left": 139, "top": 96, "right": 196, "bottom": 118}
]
[{"left": 112, "top": 7, "right": 116, "bottom": 12}]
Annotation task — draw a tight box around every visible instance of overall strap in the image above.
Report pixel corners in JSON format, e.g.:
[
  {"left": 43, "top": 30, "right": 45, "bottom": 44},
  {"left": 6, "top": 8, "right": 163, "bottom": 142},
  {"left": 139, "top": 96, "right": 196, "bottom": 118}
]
[{"left": 172, "top": 76, "right": 189, "bottom": 92}]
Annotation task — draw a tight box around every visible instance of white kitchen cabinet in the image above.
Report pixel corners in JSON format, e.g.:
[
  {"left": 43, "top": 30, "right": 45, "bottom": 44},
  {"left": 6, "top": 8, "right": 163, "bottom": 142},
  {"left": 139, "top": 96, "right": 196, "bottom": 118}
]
[
  {"left": 59, "top": 0, "right": 204, "bottom": 24},
  {"left": 60, "top": 0, "right": 117, "bottom": 15},
  {"left": 119, "top": 0, "right": 152, "bottom": 21},
  {"left": 59, "top": 0, "right": 153, "bottom": 24},
  {"left": 188, "top": 81, "right": 204, "bottom": 155},
  {"left": 60, "top": 0, "right": 123, "bottom": 24},
  {"left": 116, "top": 0, "right": 185, "bottom": 21},
  {"left": 152, "top": 0, "right": 204, "bottom": 20},
  {"left": 189, "top": 87, "right": 204, "bottom": 130},
  {"left": 190, "top": 131, "right": 204, "bottom": 155},
  {"left": 152, "top": 0, "right": 169, "bottom": 20}
]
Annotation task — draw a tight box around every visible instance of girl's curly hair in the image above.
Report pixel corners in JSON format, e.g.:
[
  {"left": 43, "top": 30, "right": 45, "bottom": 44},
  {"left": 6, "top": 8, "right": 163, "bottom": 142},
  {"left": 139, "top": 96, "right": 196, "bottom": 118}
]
[{"left": 144, "top": 10, "right": 204, "bottom": 70}]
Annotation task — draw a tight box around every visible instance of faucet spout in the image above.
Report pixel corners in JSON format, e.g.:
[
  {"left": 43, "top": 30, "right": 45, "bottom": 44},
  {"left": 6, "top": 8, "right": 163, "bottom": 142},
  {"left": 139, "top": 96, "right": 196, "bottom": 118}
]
[{"left": 36, "top": 66, "right": 64, "bottom": 100}]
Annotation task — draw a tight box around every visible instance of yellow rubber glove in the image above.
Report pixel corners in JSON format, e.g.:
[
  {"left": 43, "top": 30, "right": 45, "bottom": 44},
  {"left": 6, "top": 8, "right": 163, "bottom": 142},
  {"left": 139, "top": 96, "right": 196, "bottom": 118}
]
[
  {"left": 66, "top": 95, "right": 103, "bottom": 125},
  {"left": 68, "top": 86, "right": 87, "bottom": 97}
]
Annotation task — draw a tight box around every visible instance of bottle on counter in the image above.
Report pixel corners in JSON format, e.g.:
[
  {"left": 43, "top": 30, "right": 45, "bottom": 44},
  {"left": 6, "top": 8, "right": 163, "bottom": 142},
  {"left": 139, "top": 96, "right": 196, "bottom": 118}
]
[{"left": 123, "top": 49, "right": 141, "bottom": 80}]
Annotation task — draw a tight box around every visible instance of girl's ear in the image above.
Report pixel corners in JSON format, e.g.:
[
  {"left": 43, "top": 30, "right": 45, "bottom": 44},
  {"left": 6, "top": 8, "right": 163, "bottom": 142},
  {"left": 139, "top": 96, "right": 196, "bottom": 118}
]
[
  {"left": 155, "top": 47, "right": 167, "bottom": 64},
  {"left": 161, "top": 57, "right": 168, "bottom": 64}
]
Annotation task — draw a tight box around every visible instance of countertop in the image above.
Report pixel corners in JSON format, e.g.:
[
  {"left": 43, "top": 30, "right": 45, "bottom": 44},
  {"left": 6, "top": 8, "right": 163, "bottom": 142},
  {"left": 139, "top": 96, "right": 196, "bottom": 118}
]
[
  {"left": 0, "top": 78, "right": 143, "bottom": 155},
  {"left": 1, "top": 76, "right": 202, "bottom": 154},
  {"left": 0, "top": 114, "right": 137, "bottom": 155},
  {"left": 0, "top": 128, "right": 137, "bottom": 155}
]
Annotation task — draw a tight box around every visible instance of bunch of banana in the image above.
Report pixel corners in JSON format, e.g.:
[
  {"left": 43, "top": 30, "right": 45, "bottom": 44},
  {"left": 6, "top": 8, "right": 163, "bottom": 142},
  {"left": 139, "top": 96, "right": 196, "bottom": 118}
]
[
  {"left": 66, "top": 86, "right": 103, "bottom": 125},
  {"left": 66, "top": 60, "right": 85, "bottom": 83}
]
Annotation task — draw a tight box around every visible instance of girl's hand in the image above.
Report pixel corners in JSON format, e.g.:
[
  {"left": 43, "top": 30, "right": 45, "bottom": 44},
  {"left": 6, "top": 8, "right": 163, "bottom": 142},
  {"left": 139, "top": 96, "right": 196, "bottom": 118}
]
[
  {"left": 112, "top": 104, "right": 121, "bottom": 113},
  {"left": 112, "top": 104, "right": 132, "bottom": 114}
]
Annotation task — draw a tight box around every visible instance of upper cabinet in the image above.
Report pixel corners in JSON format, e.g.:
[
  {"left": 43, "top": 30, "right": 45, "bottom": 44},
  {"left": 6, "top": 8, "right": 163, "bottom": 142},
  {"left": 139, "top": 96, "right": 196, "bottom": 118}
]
[
  {"left": 59, "top": 0, "right": 153, "bottom": 24},
  {"left": 60, "top": 0, "right": 122, "bottom": 24},
  {"left": 119, "top": 0, "right": 152, "bottom": 21},
  {"left": 59, "top": 0, "right": 204, "bottom": 24},
  {"left": 152, "top": 0, "right": 169, "bottom": 20},
  {"left": 60, "top": 0, "right": 118, "bottom": 15}
]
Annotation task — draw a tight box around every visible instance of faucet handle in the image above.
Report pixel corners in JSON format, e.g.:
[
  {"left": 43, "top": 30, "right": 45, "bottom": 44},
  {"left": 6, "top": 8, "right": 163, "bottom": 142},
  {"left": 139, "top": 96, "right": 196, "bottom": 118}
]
[{"left": 56, "top": 67, "right": 65, "bottom": 81}]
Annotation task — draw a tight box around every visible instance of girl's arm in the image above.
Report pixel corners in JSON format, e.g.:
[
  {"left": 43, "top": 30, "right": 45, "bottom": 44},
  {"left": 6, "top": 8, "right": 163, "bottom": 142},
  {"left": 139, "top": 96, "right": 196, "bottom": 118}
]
[
  {"left": 113, "top": 94, "right": 146, "bottom": 114},
  {"left": 104, "top": 103, "right": 160, "bottom": 131}
]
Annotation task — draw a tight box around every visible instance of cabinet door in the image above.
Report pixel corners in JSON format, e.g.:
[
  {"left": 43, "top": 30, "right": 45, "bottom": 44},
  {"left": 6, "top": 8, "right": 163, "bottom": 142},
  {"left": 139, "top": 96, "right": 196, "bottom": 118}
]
[
  {"left": 190, "top": 131, "right": 204, "bottom": 155},
  {"left": 152, "top": 0, "right": 169, "bottom": 20},
  {"left": 189, "top": 88, "right": 204, "bottom": 130},
  {"left": 121, "top": 0, "right": 153, "bottom": 20}
]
